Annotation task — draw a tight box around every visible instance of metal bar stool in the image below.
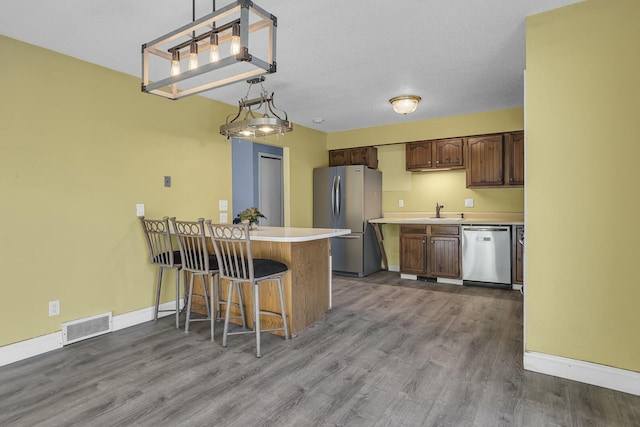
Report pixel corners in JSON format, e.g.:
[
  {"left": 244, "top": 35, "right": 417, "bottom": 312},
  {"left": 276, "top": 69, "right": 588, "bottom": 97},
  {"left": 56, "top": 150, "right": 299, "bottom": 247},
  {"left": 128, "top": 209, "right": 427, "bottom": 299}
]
[
  {"left": 206, "top": 221, "right": 289, "bottom": 357},
  {"left": 170, "top": 217, "right": 219, "bottom": 336},
  {"left": 139, "top": 216, "right": 183, "bottom": 328}
]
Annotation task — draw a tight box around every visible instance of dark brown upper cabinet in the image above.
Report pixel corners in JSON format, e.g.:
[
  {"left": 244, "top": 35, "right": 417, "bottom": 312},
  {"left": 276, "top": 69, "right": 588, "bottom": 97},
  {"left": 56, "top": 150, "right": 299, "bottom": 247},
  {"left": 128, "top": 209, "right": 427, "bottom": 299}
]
[
  {"left": 406, "top": 138, "right": 464, "bottom": 171},
  {"left": 329, "top": 146, "right": 378, "bottom": 169},
  {"left": 505, "top": 131, "right": 524, "bottom": 186},
  {"left": 466, "top": 134, "right": 505, "bottom": 187},
  {"left": 465, "top": 132, "right": 524, "bottom": 188}
]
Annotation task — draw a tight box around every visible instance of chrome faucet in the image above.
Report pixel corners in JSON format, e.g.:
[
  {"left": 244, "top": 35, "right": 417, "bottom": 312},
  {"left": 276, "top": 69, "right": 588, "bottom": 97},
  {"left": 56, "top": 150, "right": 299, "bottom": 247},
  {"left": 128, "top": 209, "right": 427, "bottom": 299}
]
[{"left": 436, "top": 203, "right": 444, "bottom": 218}]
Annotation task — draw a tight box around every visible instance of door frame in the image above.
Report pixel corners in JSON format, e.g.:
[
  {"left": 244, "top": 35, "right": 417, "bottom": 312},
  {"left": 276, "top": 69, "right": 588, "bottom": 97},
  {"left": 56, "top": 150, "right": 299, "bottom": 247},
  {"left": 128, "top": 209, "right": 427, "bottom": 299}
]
[{"left": 258, "top": 152, "right": 284, "bottom": 227}]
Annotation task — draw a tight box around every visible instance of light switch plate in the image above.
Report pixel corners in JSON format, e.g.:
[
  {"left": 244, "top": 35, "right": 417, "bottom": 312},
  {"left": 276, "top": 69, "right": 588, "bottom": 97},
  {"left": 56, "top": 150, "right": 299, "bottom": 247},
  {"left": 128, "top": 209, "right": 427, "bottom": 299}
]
[
  {"left": 219, "top": 200, "right": 228, "bottom": 211},
  {"left": 398, "top": 199, "right": 404, "bottom": 208},
  {"left": 136, "top": 203, "right": 145, "bottom": 216},
  {"left": 465, "top": 198, "right": 474, "bottom": 208},
  {"left": 220, "top": 213, "right": 228, "bottom": 223}
]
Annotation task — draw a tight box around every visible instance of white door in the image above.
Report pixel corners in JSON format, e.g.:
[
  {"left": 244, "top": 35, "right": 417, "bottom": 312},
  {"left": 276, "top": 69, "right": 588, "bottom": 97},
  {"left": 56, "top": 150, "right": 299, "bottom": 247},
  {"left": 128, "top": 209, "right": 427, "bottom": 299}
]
[{"left": 258, "top": 153, "right": 283, "bottom": 226}]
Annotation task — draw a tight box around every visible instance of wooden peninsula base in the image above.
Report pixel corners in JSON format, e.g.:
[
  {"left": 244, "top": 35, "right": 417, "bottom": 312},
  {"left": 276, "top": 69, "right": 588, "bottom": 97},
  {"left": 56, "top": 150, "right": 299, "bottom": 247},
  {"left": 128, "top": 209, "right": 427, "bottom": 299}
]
[{"left": 189, "top": 226, "right": 349, "bottom": 337}]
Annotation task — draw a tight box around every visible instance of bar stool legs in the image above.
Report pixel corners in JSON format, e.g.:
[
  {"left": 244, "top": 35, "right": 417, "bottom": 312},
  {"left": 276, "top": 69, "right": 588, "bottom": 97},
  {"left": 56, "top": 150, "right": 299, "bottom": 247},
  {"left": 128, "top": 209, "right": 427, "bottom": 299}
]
[
  {"left": 184, "top": 273, "right": 212, "bottom": 334},
  {"left": 222, "top": 277, "right": 288, "bottom": 358}
]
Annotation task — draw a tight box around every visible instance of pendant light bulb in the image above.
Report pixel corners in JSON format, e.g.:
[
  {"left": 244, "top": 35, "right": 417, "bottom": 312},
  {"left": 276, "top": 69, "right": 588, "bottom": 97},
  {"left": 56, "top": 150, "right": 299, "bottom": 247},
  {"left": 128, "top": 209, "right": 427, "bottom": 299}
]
[
  {"left": 230, "top": 23, "right": 241, "bottom": 55},
  {"left": 188, "top": 41, "right": 199, "bottom": 70},
  {"left": 170, "top": 50, "right": 181, "bottom": 76},
  {"left": 209, "top": 33, "right": 220, "bottom": 63}
]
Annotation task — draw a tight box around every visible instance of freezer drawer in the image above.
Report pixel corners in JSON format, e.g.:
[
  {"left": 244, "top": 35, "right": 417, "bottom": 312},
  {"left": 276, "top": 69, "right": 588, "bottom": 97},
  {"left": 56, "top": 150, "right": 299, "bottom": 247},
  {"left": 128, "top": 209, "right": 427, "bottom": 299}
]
[{"left": 331, "top": 233, "right": 363, "bottom": 274}]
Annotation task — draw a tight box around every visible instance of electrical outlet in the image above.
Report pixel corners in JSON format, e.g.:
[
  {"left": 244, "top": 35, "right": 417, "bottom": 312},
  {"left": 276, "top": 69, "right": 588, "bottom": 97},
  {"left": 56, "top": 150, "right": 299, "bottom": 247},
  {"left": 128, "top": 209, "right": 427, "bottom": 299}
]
[
  {"left": 220, "top": 213, "right": 228, "bottom": 223},
  {"left": 465, "top": 198, "right": 474, "bottom": 208},
  {"left": 164, "top": 176, "right": 171, "bottom": 187},
  {"left": 136, "top": 203, "right": 144, "bottom": 217},
  {"left": 219, "top": 200, "right": 228, "bottom": 211},
  {"left": 49, "top": 300, "right": 60, "bottom": 317},
  {"left": 398, "top": 199, "right": 404, "bottom": 208}
]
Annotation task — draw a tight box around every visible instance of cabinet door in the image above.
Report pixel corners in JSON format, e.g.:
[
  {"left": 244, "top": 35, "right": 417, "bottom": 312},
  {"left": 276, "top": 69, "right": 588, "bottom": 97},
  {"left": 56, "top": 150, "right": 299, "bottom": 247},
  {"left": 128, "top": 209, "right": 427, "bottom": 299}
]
[
  {"left": 428, "top": 236, "right": 460, "bottom": 278},
  {"left": 406, "top": 141, "right": 433, "bottom": 170},
  {"left": 349, "top": 147, "right": 378, "bottom": 169},
  {"left": 400, "top": 234, "right": 427, "bottom": 275},
  {"left": 513, "top": 226, "right": 524, "bottom": 284},
  {"left": 466, "top": 135, "right": 504, "bottom": 187},
  {"left": 349, "top": 148, "right": 366, "bottom": 165},
  {"left": 506, "top": 131, "right": 524, "bottom": 186},
  {"left": 329, "top": 149, "right": 347, "bottom": 166},
  {"left": 434, "top": 138, "right": 464, "bottom": 169}
]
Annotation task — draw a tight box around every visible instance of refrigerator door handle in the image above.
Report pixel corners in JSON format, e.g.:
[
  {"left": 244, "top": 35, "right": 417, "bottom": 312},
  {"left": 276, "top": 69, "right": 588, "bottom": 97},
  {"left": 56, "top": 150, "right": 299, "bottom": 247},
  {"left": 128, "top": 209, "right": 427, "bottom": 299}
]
[
  {"left": 336, "top": 175, "right": 341, "bottom": 219},
  {"left": 331, "top": 175, "right": 337, "bottom": 220}
]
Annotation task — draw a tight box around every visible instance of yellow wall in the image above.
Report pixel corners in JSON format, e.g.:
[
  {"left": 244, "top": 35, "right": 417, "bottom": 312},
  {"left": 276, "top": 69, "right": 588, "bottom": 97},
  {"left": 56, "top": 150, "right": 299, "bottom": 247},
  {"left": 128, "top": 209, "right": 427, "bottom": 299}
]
[
  {"left": 327, "top": 108, "right": 524, "bottom": 149},
  {"left": 526, "top": 0, "right": 640, "bottom": 371},
  {"left": 328, "top": 109, "right": 526, "bottom": 266},
  {"left": 0, "top": 36, "right": 326, "bottom": 347}
]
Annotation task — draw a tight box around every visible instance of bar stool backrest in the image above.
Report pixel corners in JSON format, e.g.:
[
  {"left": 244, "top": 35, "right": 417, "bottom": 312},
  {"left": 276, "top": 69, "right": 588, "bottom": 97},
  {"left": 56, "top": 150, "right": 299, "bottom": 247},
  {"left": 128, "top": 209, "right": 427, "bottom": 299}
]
[
  {"left": 139, "top": 216, "right": 178, "bottom": 268},
  {"left": 207, "top": 222, "right": 254, "bottom": 283},
  {"left": 170, "top": 218, "right": 212, "bottom": 274}
]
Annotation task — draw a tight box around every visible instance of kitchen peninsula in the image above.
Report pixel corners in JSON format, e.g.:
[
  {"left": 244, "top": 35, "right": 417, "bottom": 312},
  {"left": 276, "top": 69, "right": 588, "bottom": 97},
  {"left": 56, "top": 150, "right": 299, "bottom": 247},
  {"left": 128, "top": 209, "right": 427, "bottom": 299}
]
[{"left": 206, "top": 226, "right": 350, "bottom": 336}]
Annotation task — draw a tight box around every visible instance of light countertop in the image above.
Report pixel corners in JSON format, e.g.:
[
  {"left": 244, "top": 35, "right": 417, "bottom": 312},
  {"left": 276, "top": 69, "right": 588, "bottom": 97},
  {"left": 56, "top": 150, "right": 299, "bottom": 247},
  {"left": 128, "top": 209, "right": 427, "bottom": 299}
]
[
  {"left": 249, "top": 226, "right": 351, "bottom": 242},
  {"left": 369, "top": 212, "right": 524, "bottom": 226}
]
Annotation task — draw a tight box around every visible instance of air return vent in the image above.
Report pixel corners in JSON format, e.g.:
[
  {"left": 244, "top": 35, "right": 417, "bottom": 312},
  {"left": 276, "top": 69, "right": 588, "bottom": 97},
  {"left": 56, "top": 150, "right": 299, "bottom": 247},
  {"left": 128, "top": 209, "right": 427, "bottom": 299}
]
[{"left": 62, "top": 312, "right": 113, "bottom": 345}]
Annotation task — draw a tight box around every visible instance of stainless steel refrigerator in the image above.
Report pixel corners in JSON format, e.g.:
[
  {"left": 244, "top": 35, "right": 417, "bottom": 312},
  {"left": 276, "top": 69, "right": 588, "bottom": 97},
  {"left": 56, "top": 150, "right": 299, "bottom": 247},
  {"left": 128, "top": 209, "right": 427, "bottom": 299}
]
[{"left": 313, "top": 165, "right": 382, "bottom": 277}]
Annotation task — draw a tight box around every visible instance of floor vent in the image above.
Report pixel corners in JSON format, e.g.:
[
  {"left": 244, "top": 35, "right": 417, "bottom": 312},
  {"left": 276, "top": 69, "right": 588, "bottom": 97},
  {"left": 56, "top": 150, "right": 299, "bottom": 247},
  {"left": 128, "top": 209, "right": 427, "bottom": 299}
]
[{"left": 62, "top": 312, "right": 113, "bottom": 345}]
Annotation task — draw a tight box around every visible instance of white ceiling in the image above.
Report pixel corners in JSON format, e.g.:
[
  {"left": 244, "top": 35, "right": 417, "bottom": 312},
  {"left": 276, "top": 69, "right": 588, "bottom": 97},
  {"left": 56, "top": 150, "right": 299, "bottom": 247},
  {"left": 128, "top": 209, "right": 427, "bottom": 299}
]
[{"left": 0, "top": 0, "right": 582, "bottom": 133}]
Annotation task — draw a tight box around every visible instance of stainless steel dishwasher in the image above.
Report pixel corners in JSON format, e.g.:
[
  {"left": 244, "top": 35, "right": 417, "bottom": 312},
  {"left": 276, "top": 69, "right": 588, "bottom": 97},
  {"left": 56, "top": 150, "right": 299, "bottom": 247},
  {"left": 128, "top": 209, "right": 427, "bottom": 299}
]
[{"left": 462, "top": 226, "right": 511, "bottom": 286}]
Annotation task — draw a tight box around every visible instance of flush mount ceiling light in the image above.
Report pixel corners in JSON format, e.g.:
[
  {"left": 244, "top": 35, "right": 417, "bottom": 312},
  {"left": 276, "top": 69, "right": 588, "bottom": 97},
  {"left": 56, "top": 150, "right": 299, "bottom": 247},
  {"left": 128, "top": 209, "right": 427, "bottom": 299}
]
[
  {"left": 220, "top": 77, "right": 293, "bottom": 139},
  {"left": 389, "top": 95, "right": 422, "bottom": 115},
  {"left": 141, "top": 0, "right": 277, "bottom": 100}
]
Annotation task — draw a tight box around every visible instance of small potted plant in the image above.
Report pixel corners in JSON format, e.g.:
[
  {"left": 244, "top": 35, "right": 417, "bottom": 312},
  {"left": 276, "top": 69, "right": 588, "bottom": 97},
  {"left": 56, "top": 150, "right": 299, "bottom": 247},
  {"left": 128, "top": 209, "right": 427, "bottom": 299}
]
[{"left": 233, "top": 207, "right": 266, "bottom": 229}]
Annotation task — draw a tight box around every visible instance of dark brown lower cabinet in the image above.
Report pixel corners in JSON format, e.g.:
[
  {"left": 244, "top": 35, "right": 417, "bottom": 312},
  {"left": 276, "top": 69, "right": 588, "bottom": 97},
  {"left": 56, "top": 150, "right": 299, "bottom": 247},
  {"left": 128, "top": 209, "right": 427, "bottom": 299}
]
[
  {"left": 400, "top": 224, "right": 461, "bottom": 279},
  {"left": 513, "top": 225, "right": 524, "bottom": 284},
  {"left": 428, "top": 236, "right": 460, "bottom": 278},
  {"left": 427, "top": 225, "right": 460, "bottom": 279},
  {"left": 400, "top": 225, "right": 427, "bottom": 275}
]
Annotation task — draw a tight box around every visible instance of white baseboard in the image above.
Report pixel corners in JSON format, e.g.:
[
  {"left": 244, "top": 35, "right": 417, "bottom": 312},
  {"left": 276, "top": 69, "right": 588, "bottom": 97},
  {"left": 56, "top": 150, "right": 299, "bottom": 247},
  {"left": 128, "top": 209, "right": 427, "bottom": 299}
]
[
  {"left": 0, "top": 331, "right": 62, "bottom": 368},
  {"left": 112, "top": 299, "right": 182, "bottom": 331},
  {"left": 388, "top": 264, "right": 400, "bottom": 272},
  {"left": 400, "top": 273, "right": 417, "bottom": 280},
  {"left": 524, "top": 351, "right": 640, "bottom": 396},
  {"left": 0, "top": 299, "right": 183, "bottom": 368}
]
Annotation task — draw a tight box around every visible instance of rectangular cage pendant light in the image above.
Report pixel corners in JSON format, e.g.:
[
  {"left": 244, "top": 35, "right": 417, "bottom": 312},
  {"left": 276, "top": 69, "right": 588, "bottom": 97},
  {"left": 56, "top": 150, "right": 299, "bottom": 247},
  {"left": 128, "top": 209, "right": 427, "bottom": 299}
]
[{"left": 141, "top": 0, "right": 277, "bottom": 100}]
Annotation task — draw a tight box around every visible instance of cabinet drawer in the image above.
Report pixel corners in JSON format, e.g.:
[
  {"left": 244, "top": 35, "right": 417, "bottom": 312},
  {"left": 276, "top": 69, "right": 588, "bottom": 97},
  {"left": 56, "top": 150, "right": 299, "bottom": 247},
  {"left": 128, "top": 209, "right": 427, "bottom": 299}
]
[
  {"left": 400, "top": 224, "right": 427, "bottom": 234},
  {"left": 428, "top": 225, "right": 460, "bottom": 236}
]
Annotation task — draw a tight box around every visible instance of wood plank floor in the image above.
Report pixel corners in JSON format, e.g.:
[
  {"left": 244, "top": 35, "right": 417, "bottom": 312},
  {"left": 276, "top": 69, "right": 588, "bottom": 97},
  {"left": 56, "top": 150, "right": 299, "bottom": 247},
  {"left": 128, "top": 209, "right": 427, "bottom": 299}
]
[{"left": 1, "top": 271, "right": 639, "bottom": 426}]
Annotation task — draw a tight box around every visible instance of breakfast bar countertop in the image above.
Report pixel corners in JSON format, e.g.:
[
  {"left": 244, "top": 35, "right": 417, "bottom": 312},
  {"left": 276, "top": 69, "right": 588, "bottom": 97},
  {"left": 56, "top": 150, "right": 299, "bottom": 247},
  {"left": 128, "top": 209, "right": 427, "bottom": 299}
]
[{"left": 248, "top": 226, "right": 350, "bottom": 242}]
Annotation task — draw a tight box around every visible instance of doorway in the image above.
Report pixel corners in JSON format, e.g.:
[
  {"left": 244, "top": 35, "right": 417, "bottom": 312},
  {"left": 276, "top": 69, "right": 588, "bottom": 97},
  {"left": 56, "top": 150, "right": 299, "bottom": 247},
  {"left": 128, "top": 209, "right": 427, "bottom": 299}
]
[
  {"left": 231, "top": 139, "right": 284, "bottom": 226},
  {"left": 258, "top": 153, "right": 283, "bottom": 226}
]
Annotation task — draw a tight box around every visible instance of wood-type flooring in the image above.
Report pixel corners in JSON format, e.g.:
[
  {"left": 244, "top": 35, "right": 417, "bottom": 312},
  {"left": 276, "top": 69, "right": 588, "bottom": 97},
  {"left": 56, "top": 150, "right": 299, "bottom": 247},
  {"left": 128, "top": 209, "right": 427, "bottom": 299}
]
[{"left": 1, "top": 271, "right": 639, "bottom": 426}]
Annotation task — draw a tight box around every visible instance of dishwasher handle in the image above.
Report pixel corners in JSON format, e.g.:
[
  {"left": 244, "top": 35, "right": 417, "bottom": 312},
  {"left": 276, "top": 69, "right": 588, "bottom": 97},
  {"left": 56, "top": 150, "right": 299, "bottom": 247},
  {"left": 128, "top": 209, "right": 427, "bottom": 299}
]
[{"left": 463, "top": 227, "right": 510, "bottom": 232}]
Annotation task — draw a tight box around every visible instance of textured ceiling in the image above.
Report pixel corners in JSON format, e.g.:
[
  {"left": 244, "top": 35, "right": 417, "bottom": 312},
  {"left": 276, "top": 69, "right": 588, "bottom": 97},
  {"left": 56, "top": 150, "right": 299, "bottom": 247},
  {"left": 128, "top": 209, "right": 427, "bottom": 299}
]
[{"left": 0, "top": 0, "right": 582, "bottom": 133}]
